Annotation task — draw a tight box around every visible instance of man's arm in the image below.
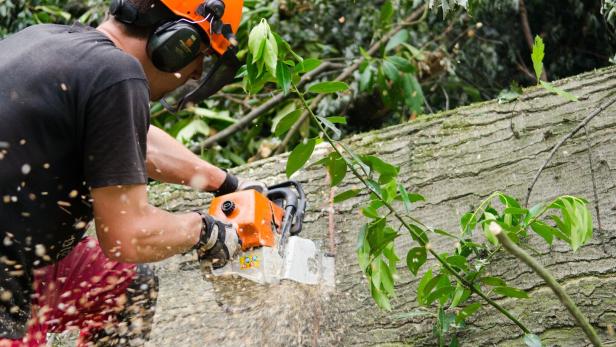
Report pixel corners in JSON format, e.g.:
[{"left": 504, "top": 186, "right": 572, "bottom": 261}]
[
  {"left": 91, "top": 184, "right": 201, "bottom": 263},
  {"left": 146, "top": 125, "right": 226, "bottom": 191}
]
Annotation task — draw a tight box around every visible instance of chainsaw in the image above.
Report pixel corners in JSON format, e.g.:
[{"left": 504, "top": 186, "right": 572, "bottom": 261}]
[{"left": 204, "top": 181, "right": 330, "bottom": 285}]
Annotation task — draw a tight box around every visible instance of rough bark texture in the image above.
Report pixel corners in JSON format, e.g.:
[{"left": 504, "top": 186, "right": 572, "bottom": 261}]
[{"left": 146, "top": 66, "right": 616, "bottom": 346}]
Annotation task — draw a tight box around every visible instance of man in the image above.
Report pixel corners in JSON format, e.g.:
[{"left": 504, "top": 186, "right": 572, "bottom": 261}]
[{"left": 0, "top": 0, "right": 251, "bottom": 344}]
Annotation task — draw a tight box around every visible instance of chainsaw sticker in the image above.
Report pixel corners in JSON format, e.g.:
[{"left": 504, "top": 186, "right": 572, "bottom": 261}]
[{"left": 239, "top": 254, "right": 260, "bottom": 270}]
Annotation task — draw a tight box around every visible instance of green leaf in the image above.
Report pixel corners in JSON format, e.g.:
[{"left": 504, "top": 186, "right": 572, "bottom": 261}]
[
  {"left": 530, "top": 221, "right": 555, "bottom": 245},
  {"left": 357, "top": 225, "right": 370, "bottom": 271},
  {"left": 426, "top": 285, "right": 455, "bottom": 306},
  {"left": 408, "top": 223, "right": 429, "bottom": 244},
  {"left": 360, "top": 66, "right": 373, "bottom": 92},
  {"left": 294, "top": 58, "right": 322, "bottom": 74},
  {"left": 276, "top": 61, "right": 291, "bottom": 95},
  {"left": 378, "top": 180, "right": 395, "bottom": 204},
  {"left": 385, "top": 29, "right": 409, "bottom": 52},
  {"left": 460, "top": 212, "right": 477, "bottom": 235},
  {"left": 35, "top": 5, "right": 71, "bottom": 21},
  {"left": 286, "top": 138, "right": 316, "bottom": 177},
  {"left": 248, "top": 19, "right": 268, "bottom": 63},
  {"left": 308, "top": 81, "right": 350, "bottom": 94},
  {"left": 382, "top": 59, "right": 400, "bottom": 82},
  {"left": 263, "top": 32, "right": 278, "bottom": 76},
  {"left": 480, "top": 276, "right": 507, "bottom": 287},
  {"left": 406, "top": 247, "right": 427, "bottom": 276},
  {"left": 401, "top": 73, "right": 424, "bottom": 113},
  {"left": 379, "top": 0, "right": 394, "bottom": 26},
  {"left": 176, "top": 118, "right": 209, "bottom": 143},
  {"left": 398, "top": 184, "right": 412, "bottom": 212},
  {"left": 445, "top": 255, "right": 468, "bottom": 271},
  {"left": 422, "top": 274, "right": 446, "bottom": 305},
  {"left": 191, "top": 107, "right": 236, "bottom": 123},
  {"left": 366, "top": 221, "right": 398, "bottom": 256},
  {"left": 379, "top": 258, "right": 395, "bottom": 296},
  {"left": 455, "top": 302, "right": 481, "bottom": 324},
  {"left": 274, "top": 109, "right": 302, "bottom": 137},
  {"left": 416, "top": 269, "right": 433, "bottom": 305},
  {"left": 371, "top": 282, "right": 392, "bottom": 310},
  {"left": 362, "top": 205, "right": 381, "bottom": 219},
  {"left": 386, "top": 56, "right": 415, "bottom": 73},
  {"left": 540, "top": 81, "right": 579, "bottom": 102},
  {"left": 334, "top": 189, "right": 361, "bottom": 203},
  {"left": 497, "top": 88, "right": 521, "bottom": 104},
  {"left": 549, "top": 196, "right": 592, "bottom": 251},
  {"left": 326, "top": 116, "right": 347, "bottom": 124},
  {"left": 324, "top": 152, "right": 347, "bottom": 187},
  {"left": 498, "top": 193, "right": 521, "bottom": 208},
  {"left": 524, "top": 334, "right": 542, "bottom": 347},
  {"left": 361, "top": 155, "right": 400, "bottom": 183},
  {"left": 493, "top": 286, "right": 529, "bottom": 299},
  {"left": 526, "top": 202, "right": 547, "bottom": 223},
  {"left": 366, "top": 179, "right": 383, "bottom": 197},
  {"left": 503, "top": 207, "right": 528, "bottom": 216},
  {"left": 531, "top": 35, "right": 544, "bottom": 82},
  {"left": 450, "top": 283, "right": 471, "bottom": 308},
  {"left": 317, "top": 116, "right": 342, "bottom": 139}
]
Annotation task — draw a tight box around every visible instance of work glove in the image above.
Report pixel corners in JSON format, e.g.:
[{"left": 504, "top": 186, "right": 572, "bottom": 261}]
[
  {"left": 212, "top": 170, "right": 268, "bottom": 196},
  {"left": 194, "top": 212, "right": 241, "bottom": 269}
]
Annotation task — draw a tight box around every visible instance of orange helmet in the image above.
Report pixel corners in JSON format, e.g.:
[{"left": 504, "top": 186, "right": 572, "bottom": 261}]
[{"left": 159, "top": 0, "right": 243, "bottom": 55}]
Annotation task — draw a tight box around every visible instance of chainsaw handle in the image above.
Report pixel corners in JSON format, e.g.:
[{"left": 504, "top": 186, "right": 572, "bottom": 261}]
[{"left": 267, "top": 181, "right": 306, "bottom": 236}]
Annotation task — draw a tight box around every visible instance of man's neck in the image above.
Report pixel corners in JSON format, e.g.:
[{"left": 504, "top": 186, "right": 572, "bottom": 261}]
[{"left": 96, "top": 21, "right": 158, "bottom": 97}]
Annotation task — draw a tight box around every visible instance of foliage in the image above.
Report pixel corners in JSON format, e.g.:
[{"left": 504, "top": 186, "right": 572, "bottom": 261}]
[
  {"left": 0, "top": 0, "right": 106, "bottom": 38},
  {"left": 3, "top": 0, "right": 614, "bottom": 169},
  {"left": 531, "top": 36, "right": 578, "bottom": 102},
  {"left": 245, "top": 18, "right": 596, "bottom": 345}
]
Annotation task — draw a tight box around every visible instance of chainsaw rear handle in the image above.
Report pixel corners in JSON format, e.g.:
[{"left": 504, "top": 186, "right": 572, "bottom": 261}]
[{"left": 266, "top": 180, "right": 306, "bottom": 236}]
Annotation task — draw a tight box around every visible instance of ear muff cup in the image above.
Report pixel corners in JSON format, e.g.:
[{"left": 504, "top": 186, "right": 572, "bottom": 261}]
[{"left": 147, "top": 21, "right": 207, "bottom": 73}]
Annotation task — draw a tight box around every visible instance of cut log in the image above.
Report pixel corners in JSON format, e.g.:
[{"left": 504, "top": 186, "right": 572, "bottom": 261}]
[{"left": 147, "top": 66, "right": 616, "bottom": 346}]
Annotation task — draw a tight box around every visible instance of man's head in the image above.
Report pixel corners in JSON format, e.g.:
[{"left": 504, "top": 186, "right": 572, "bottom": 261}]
[{"left": 105, "top": 0, "right": 243, "bottom": 109}]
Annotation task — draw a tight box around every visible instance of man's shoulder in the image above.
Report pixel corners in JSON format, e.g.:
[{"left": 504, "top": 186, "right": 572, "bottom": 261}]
[{"left": 10, "top": 24, "right": 147, "bottom": 91}]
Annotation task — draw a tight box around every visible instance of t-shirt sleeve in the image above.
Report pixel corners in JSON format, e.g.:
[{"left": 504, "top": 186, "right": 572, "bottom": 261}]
[{"left": 83, "top": 78, "right": 150, "bottom": 188}]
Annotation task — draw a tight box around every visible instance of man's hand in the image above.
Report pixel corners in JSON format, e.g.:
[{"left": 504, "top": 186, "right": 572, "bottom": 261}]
[{"left": 194, "top": 213, "right": 241, "bottom": 268}]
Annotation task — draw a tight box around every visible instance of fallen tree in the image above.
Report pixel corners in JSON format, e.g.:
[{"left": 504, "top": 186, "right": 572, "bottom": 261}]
[{"left": 146, "top": 66, "right": 616, "bottom": 346}]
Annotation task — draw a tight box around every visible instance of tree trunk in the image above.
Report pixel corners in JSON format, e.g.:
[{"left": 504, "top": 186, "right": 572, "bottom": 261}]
[{"left": 147, "top": 66, "right": 616, "bottom": 346}]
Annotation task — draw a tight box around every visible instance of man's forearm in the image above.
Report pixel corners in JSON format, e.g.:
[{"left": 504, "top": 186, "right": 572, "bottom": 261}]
[
  {"left": 146, "top": 125, "right": 226, "bottom": 191},
  {"left": 92, "top": 185, "right": 202, "bottom": 263}
]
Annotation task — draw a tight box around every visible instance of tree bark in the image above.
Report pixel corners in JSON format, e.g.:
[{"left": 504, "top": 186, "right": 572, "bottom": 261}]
[{"left": 146, "top": 66, "right": 616, "bottom": 346}]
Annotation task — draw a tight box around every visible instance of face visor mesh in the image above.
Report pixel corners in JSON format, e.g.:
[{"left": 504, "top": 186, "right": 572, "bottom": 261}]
[{"left": 160, "top": 49, "right": 241, "bottom": 113}]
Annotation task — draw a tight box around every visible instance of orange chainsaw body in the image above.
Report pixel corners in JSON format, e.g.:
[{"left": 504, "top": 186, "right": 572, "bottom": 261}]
[{"left": 208, "top": 190, "right": 284, "bottom": 251}]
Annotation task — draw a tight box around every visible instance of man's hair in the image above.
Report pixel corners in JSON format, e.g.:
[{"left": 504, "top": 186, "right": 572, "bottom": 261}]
[{"left": 109, "top": 0, "right": 160, "bottom": 39}]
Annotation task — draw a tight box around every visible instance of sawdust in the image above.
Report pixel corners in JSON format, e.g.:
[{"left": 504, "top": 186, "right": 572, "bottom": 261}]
[{"left": 196, "top": 276, "right": 323, "bottom": 346}]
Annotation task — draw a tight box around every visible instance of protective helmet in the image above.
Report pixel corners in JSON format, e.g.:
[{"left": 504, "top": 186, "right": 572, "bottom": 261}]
[
  {"left": 159, "top": 0, "right": 243, "bottom": 56},
  {"left": 157, "top": 0, "right": 244, "bottom": 112}
]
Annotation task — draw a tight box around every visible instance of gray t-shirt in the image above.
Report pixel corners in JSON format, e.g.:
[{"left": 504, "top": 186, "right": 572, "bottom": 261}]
[{"left": 0, "top": 23, "right": 150, "bottom": 338}]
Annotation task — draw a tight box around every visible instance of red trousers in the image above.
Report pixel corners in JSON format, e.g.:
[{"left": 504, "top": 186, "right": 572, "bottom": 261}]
[{"left": 0, "top": 237, "right": 137, "bottom": 347}]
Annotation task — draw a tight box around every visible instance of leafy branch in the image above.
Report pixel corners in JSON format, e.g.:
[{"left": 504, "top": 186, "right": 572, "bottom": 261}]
[{"left": 244, "top": 16, "right": 600, "bottom": 346}]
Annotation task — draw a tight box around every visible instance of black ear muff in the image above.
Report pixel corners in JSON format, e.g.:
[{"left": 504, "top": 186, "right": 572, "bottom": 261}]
[
  {"left": 109, "top": 0, "right": 139, "bottom": 24},
  {"left": 147, "top": 21, "right": 206, "bottom": 73}
]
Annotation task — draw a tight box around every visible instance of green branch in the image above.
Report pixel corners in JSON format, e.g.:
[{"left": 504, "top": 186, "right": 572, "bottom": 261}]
[
  {"left": 291, "top": 82, "right": 532, "bottom": 335},
  {"left": 491, "top": 223, "right": 603, "bottom": 346}
]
